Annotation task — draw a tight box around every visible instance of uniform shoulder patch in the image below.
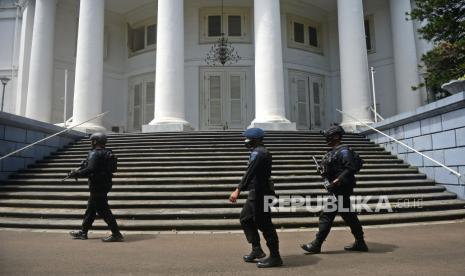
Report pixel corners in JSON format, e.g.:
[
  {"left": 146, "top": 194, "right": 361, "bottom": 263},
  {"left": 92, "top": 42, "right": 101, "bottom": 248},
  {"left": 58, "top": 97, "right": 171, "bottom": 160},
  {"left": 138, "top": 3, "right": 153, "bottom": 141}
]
[{"left": 250, "top": 151, "right": 259, "bottom": 162}]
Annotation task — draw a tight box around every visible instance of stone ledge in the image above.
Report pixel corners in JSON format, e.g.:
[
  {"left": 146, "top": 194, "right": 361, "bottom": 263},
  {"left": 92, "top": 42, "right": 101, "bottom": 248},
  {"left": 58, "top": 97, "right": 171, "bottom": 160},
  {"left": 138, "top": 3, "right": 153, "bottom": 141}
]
[
  {"left": 360, "top": 92, "right": 465, "bottom": 134},
  {"left": 0, "top": 112, "right": 85, "bottom": 139}
]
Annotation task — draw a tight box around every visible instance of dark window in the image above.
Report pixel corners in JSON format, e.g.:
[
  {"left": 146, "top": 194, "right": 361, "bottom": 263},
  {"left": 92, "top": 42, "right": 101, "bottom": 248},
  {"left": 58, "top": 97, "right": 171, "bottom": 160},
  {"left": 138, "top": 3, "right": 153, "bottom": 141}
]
[
  {"left": 294, "top": 22, "right": 304, "bottom": 43},
  {"left": 208, "top": 15, "right": 222, "bottom": 36},
  {"left": 364, "top": 19, "right": 372, "bottom": 51},
  {"left": 308, "top": 26, "right": 318, "bottom": 47},
  {"left": 132, "top": 26, "right": 145, "bottom": 52},
  {"left": 228, "top": 15, "right": 241, "bottom": 36},
  {"left": 147, "top": 24, "right": 156, "bottom": 45}
]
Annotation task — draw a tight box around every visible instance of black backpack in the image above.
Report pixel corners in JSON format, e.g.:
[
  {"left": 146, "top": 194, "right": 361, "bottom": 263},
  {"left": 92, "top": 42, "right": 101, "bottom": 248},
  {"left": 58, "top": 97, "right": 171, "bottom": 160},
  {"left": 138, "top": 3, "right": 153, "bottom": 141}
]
[
  {"left": 337, "top": 146, "right": 364, "bottom": 172},
  {"left": 103, "top": 149, "right": 118, "bottom": 174}
]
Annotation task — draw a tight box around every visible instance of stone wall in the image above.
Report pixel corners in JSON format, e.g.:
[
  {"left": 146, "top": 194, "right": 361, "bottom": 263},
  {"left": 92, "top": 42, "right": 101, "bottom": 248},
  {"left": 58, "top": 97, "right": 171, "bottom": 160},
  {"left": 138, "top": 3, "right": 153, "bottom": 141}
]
[
  {"left": 360, "top": 92, "right": 465, "bottom": 199},
  {"left": 0, "top": 112, "right": 85, "bottom": 181}
]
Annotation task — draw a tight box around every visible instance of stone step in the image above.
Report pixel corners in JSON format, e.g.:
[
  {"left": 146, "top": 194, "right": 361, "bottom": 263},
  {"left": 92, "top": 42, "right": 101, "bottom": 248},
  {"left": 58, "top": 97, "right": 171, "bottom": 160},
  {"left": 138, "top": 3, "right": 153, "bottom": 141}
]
[
  {"left": 61, "top": 144, "right": 382, "bottom": 151},
  {"left": 37, "top": 155, "right": 398, "bottom": 163},
  {"left": 1, "top": 209, "right": 465, "bottom": 230},
  {"left": 2, "top": 174, "right": 428, "bottom": 184},
  {"left": 20, "top": 163, "right": 412, "bottom": 172},
  {"left": 0, "top": 193, "right": 456, "bottom": 209},
  {"left": 45, "top": 151, "right": 392, "bottom": 160},
  {"left": 10, "top": 168, "right": 420, "bottom": 179},
  {"left": 0, "top": 179, "right": 436, "bottom": 192},
  {"left": 71, "top": 140, "right": 372, "bottom": 148},
  {"left": 0, "top": 186, "right": 446, "bottom": 200},
  {"left": 1, "top": 200, "right": 464, "bottom": 220},
  {"left": 45, "top": 151, "right": 395, "bottom": 160},
  {"left": 30, "top": 159, "right": 405, "bottom": 168}
]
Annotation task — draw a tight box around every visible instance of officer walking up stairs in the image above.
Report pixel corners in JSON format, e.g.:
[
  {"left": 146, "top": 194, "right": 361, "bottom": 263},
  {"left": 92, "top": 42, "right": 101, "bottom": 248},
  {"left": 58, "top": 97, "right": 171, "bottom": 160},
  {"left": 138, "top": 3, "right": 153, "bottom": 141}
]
[
  {"left": 229, "top": 128, "right": 283, "bottom": 268},
  {"left": 301, "top": 124, "right": 368, "bottom": 253},
  {"left": 68, "top": 133, "right": 124, "bottom": 242}
]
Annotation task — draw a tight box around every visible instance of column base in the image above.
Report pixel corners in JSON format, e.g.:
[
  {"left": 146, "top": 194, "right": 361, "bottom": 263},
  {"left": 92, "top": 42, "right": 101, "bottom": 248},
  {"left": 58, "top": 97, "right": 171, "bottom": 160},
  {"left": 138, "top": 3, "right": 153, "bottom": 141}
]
[
  {"left": 70, "top": 123, "right": 106, "bottom": 134},
  {"left": 340, "top": 119, "right": 373, "bottom": 133},
  {"left": 249, "top": 120, "right": 296, "bottom": 131},
  {"left": 142, "top": 122, "right": 193, "bottom": 133}
]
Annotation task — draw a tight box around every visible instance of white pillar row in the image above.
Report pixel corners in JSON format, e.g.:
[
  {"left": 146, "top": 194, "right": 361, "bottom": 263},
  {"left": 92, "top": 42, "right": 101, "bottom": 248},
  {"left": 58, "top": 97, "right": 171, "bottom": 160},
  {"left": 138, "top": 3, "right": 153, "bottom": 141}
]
[
  {"left": 16, "top": 0, "right": 35, "bottom": 117},
  {"left": 337, "top": 0, "right": 373, "bottom": 130},
  {"left": 143, "top": 0, "right": 192, "bottom": 132},
  {"left": 390, "top": 0, "right": 422, "bottom": 113},
  {"left": 71, "top": 0, "right": 105, "bottom": 132},
  {"left": 25, "top": 0, "right": 56, "bottom": 122},
  {"left": 251, "top": 0, "right": 295, "bottom": 131}
]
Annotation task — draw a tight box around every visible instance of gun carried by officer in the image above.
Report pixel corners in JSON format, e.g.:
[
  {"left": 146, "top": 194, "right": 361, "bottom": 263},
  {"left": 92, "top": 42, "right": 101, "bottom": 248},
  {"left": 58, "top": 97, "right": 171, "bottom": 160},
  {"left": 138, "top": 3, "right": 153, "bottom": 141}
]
[
  {"left": 312, "top": 156, "right": 337, "bottom": 201},
  {"left": 62, "top": 160, "right": 87, "bottom": 182}
]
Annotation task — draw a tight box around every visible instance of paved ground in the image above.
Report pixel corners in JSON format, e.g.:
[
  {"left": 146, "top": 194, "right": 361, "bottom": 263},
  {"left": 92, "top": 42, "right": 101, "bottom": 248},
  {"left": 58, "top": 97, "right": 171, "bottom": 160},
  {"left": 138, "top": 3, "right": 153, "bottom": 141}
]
[{"left": 1, "top": 221, "right": 465, "bottom": 276}]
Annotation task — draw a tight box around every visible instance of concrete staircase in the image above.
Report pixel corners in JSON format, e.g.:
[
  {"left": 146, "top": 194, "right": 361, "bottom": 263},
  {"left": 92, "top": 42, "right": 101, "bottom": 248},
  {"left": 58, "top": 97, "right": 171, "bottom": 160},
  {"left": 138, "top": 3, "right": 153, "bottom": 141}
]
[{"left": 0, "top": 131, "right": 464, "bottom": 231}]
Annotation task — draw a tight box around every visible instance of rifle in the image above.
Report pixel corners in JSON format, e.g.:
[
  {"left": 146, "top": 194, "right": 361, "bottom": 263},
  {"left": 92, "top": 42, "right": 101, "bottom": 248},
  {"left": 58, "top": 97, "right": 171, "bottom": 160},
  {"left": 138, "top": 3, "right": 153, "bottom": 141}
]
[
  {"left": 61, "top": 161, "right": 86, "bottom": 182},
  {"left": 312, "top": 156, "right": 337, "bottom": 202}
]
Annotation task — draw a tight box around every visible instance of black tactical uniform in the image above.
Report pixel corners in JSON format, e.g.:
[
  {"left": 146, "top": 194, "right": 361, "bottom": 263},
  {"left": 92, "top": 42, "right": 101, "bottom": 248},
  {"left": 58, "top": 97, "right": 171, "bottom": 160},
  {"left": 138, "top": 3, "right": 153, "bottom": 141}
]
[
  {"left": 316, "top": 145, "right": 364, "bottom": 243},
  {"left": 236, "top": 128, "right": 282, "bottom": 268},
  {"left": 302, "top": 125, "right": 367, "bottom": 253},
  {"left": 69, "top": 133, "right": 123, "bottom": 242}
]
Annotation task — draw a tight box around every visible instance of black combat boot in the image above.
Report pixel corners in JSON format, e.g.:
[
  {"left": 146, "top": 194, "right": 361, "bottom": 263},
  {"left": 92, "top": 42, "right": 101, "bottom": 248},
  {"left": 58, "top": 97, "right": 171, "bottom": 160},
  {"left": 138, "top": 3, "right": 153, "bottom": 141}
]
[
  {"left": 69, "top": 230, "right": 88, "bottom": 240},
  {"left": 256, "top": 255, "right": 283, "bottom": 268},
  {"left": 301, "top": 240, "right": 322, "bottom": 254},
  {"left": 257, "top": 242, "right": 283, "bottom": 268},
  {"left": 344, "top": 239, "right": 368, "bottom": 252},
  {"left": 243, "top": 246, "right": 266, "bottom": 263},
  {"left": 102, "top": 232, "right": 124, "bottom": 242}
]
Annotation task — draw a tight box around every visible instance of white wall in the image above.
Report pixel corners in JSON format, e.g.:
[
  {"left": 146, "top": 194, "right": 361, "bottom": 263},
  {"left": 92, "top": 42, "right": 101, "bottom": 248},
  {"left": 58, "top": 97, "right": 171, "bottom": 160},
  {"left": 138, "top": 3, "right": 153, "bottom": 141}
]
[
  {"left": 363, "top": 0, "right": 397, "bottom": 118},
  {"left": 0, "top": 1, "right": 20, "bottom": 115},
  {"left": 1, "top": 0, "right": 423, "bottom": 132}
]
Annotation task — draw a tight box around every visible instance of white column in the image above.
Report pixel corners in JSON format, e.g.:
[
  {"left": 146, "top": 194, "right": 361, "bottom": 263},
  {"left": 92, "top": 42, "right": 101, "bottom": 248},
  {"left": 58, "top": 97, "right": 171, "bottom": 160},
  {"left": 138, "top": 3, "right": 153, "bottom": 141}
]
[
  {"left": 72, "top": 0, "right": 105, "bottom": 132},
  {"left": 390, "top": 0, "right": 422, "bottom": 113},
  {"left": 16, "top": 0, "right": 35, "bottom": 116},
  {"left": 251, "top": 0, "right": 295, "bottom": 131},
  {"left": 143, "top": 0, "right": 191, "bottom": 132},
  {"left": 25, "top": 0, "right": 56, "bottom": 122},
  {"left": 337, "top": 0, "right": 373, "bottom": 130}
]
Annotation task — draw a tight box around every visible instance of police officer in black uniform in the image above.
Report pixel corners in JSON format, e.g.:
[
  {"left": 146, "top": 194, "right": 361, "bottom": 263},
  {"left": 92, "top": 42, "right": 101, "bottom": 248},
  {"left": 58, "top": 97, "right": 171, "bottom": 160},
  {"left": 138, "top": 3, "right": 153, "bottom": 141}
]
[
  {"left": 69, "top": 133, "right": 123, "bottom": 242},
  {"left": 301, "top": 124, "right": 368, "bottom": 253},
  {"left": 229, "top": 128, "right": 283, "bottom": 268}
]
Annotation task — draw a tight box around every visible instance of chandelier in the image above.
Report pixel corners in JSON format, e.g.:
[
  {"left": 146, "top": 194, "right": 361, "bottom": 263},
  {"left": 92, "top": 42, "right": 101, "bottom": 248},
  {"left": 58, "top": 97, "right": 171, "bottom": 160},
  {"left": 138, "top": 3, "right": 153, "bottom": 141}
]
[{"left": 204, "top": 0, "right": 241, "bottom": 66}]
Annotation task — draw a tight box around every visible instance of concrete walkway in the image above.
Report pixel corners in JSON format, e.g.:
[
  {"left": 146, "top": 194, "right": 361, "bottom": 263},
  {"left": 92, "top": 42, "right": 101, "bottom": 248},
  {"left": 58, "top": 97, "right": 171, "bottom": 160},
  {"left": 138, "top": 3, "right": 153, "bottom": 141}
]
[{"left": 1, "top": 221, "right": 464, "bottom": 276}]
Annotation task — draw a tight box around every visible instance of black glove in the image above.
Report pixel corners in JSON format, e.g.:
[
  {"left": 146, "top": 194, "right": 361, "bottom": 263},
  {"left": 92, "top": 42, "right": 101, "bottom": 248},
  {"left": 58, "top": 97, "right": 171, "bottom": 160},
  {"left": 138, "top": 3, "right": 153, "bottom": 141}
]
[{"left": 326, "top": 181, "right": 340, "bottom": 194}]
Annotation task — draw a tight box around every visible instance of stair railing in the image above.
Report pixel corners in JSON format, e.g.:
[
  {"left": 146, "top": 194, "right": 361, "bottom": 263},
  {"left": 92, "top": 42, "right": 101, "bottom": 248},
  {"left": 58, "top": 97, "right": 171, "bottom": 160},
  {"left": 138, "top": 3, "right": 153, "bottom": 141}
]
[
  {"left": 369, "top": 106, "right": 385, "bottom": 122},
  {"left": 0, "top": 112, "right": 107, "bottom": 161},
  {"left": 336, "top": 109, "right": 464, "bottom": 184}
]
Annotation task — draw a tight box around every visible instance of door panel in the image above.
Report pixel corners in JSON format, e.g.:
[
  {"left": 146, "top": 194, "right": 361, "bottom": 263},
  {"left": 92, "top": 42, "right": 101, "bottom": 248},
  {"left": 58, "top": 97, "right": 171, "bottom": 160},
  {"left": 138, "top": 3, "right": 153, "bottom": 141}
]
[
  {"left": 227, "top": 72, "right": 246, "bottom": 129},
  {"left": 205, "top": 73, "right": 224, "bottom": 128},
  {"left": 289, "top": 71, "right": 325, "bottom": 130},
  {"left": 128, "top": 74, "right": 156, "bottom": 132},
  {"left": 201, "top": 69, "right": 248, "bottom": 130}
]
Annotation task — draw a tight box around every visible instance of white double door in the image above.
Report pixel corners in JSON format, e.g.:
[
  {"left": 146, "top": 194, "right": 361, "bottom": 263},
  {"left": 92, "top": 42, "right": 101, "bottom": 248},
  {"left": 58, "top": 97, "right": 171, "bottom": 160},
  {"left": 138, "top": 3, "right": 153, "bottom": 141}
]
[
  {"left": 128, "top": 73, "right": 155, "bottom": 132},
  {"left": 289, "top": 71, "right": 325, "bottom": 130},
  {"left": 201, "top": 68, "right": 248, "bottom": 130}
]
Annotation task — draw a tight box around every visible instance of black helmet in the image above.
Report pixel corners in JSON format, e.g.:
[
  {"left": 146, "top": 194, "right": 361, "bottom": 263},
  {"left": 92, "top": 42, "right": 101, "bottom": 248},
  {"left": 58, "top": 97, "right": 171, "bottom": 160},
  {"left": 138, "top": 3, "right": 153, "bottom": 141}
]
[
  {"left": 323, "top": 124, "right": 345, "bottom": 138},
  {"left": 89, "top": 132, "right": 107, "bottom": 145}
]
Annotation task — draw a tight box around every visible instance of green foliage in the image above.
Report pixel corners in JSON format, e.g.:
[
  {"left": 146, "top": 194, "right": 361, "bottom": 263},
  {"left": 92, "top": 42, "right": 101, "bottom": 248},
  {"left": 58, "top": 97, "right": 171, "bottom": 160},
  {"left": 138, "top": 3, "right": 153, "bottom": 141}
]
[{"left": 409, "top": 0, "right": 465, "bottom": 97}]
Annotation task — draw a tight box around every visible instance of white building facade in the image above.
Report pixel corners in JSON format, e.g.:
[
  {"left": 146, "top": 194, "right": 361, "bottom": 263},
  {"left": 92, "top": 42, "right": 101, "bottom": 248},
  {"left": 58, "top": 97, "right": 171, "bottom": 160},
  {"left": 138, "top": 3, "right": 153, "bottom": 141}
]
[{"left": 0, "top": 0, "right": 431, "bottom": 132}]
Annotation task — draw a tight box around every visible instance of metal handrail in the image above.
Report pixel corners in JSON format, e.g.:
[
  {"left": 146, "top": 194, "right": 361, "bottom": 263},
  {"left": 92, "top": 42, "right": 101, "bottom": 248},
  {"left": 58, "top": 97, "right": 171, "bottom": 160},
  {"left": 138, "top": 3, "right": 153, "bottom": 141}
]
[
  {"left": 336, "top": 109, "right": 463, "bottom": 182},
  {"left": 0, "top": 112, "right": 107, "bottom": 161},
  {"left": 369, "top": 106, "right": 385, "bottom": 121}
]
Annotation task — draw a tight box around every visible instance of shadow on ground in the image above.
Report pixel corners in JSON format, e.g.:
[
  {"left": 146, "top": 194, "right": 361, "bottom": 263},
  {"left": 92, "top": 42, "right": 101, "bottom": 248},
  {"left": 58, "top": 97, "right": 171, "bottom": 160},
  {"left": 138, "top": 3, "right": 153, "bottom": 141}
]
[
  {"left": 282, "top": 254, "right": 321, "bottom": 268},
  {"left": 317, "top": 242, "right": 398, "bottom": 255}
]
